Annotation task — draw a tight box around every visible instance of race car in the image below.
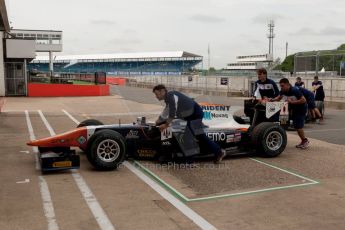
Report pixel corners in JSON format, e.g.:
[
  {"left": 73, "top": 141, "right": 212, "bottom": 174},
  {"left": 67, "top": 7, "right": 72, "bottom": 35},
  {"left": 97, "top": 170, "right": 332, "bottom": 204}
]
[
  {"left": 27, "top": 103, "right": 287, "bottom": 172},
  {"left": 242, "top": 99, "right": 325, "bottom": 129}
]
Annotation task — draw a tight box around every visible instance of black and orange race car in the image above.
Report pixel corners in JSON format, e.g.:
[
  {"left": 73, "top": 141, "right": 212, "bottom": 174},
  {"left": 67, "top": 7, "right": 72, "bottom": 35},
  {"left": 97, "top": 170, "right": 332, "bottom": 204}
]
[{"left": 27, "top": 103, "right": 287, "bottom": 172}]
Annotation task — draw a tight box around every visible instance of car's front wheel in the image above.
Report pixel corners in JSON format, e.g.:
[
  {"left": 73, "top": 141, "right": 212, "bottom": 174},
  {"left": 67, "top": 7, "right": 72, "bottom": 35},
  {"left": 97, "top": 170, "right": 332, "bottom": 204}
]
[
  {"left": 251, "top": 122, "right": 287, "bottom": 157},
  {"left": 77, "top": 119, "right": 104, "bottom": 128},
  {"left": 88, "top": 130, "right": 126, "bottom": 170},
  {"left": 77, "top": 119, "right": 104, "bottom": 152}
]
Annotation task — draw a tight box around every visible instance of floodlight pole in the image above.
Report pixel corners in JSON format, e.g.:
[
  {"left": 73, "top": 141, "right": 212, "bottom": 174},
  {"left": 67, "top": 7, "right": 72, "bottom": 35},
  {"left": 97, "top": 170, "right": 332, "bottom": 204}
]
[
  {"left": 267, "top": 20, "right": 275, "bottom": 59},
  {"left": 49, "top": 51, "right": 54, "bottom": 76},
  {"left": 293, "top": 53, "right": 297, "bottom": 75},
  {"left": 285, "top": 42, "right": 288, "bottom": 59}
]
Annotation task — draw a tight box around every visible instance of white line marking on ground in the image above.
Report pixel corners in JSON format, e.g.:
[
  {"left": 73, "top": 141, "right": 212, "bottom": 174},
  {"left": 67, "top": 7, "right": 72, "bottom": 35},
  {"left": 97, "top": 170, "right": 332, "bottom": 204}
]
[
  {"left": 38, "top": 110, "right": 55, "bottom": 136},
  {"left": 250, "top": 158, "right": 319, "bottom": 184},
  {"left": 16, "top": 179, "right": 30, "bottom": 184},
  {"left": 71, "top": 170, "right": 115, "bottom": 230},
  {"left": 20, "top": 150, "right": 30, "bottom": 154},
  {"left": 39, "top": 176, "right": 59, "bottom": 230},
  {"left": 63, "top": 109, "right": 216, "bottom": 230},
  {"left": 124, "top": 162, "right": 217, "bottom": 230},
  {"left": 25, "top": 110, "right": 59, "bottom": 230},
  {"left": 39, "top": 110, "right": 115, "bottom": 230},
  {"left": 62, "top": 109, "right": 80, "bottom": 124}
]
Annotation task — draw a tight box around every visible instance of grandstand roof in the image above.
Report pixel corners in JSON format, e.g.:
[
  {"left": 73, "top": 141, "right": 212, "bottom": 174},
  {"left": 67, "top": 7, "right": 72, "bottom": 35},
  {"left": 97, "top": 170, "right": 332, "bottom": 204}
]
[{"left": 34, "top": 51, "right": 202, "bottom": 61}]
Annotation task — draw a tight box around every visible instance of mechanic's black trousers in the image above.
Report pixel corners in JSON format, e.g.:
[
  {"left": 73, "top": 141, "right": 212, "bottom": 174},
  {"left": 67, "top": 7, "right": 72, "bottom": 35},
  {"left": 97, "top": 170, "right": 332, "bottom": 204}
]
[{"left": 185, "top": 105, "right": 222, "bottom": 157}]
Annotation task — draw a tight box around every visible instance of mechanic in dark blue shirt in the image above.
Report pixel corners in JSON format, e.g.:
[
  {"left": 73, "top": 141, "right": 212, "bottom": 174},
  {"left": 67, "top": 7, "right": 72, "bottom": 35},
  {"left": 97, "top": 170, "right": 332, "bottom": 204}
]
[
  {"left": 298, "top": 87, "right": 323, "bottom": 122},
  {"left": 152, "top": 84, "right": 226, "bottom": 163},
  {"left": 253, "top": 68, "right": 279, "bottom": 102},
  {"left": 295, "top": 77, "right": 305, "bottom": 88},
  {"left": 312, "top": 76, "right": 325, "bottom": 101},
  {"left": 271, "top": 78, "right": 309, "bottom": 149}
]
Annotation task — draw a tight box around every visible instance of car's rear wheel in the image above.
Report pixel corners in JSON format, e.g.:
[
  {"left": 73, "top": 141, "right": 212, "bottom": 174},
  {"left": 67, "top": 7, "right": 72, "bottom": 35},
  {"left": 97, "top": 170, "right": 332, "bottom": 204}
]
[
  {"left": 251, "top": 122, "right": 287, "bottom": 157},
  {"left": 88, "top": 130, "right": 126, "bottom": 170}
]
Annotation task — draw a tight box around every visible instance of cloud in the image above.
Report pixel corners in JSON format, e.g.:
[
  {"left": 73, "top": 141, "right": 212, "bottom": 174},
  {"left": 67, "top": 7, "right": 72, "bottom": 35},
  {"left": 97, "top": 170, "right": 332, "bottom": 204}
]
[
  {"left": 248, "top": 39, "right": 265, "bottom": 44},
  {"left": 291, "top": 27, "right": 345, "bottom": 36},
  {"left": 189, "top": 14, "right": 225, "bottom": 23},
  {"left": 252, "top": 13, "right": 286, "bottom": 24},
  {"left": 290, "top": 27, "right": 318, "bottom": 36},
  {"left": 109, "top": 38, "right": 141, "bottom": 45},
  {"left": 320, "top": 27, "right": 345, "bottom": 35},
  {"left": 123, "top": 29, "right": 137, "bottom": 35},
  {"left": 90, "top": 20, "right": 117, "bottom": 26}
]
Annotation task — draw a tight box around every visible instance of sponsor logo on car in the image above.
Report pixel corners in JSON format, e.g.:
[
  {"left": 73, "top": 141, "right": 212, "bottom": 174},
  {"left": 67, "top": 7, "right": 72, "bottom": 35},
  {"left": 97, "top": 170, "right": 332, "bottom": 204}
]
[
  {"left": 234, "top": 132, "right": 241, "bottom": 142},
  {"left": 203, "top": 112, "right": 229, "bottom": 120},
  {"left": 224, "top": 132, "right": 241, "bottom": 143},
  {"left": 162, "top": 141, "right": 171, "bottom": 145},
  {"left": 126, "top": 130, "right": 139, "bottom": 139},
  {"left": 226, "top": 134, "right": 235, "bottom": 143},
  {"left": 137, "top": 149, "right": 156, "bottom": 157},
  {"left": 77, "top": 136, "right": 86, "bottom": 145},
  {"left": 201, "top": 105, "right": 231, "bottom": 111},
  {"left": 161, "top": 128, "right": 172, "bottom": 140},
  {"left": 207, "top": 132, "right": 227, "bottom": 142}
]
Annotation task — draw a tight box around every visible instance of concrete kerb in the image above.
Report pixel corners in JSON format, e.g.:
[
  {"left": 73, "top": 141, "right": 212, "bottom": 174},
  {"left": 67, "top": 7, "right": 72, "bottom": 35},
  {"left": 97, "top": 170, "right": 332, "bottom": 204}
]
[{"left": 132, "top": 158, "right": 320, "bottom": 203}]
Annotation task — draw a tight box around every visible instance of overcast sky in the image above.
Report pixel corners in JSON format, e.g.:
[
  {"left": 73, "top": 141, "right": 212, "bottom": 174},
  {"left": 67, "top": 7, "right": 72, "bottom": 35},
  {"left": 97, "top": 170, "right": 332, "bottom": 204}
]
[{"left": 7, "top": 0, "right": 345, "bottom": 68}]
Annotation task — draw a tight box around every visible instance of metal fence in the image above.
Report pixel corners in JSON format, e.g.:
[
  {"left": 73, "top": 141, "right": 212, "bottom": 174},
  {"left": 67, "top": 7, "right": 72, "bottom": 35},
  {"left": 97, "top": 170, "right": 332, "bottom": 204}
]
[{"left": 294, "top": 51, "right": 345, "bottom": 76}]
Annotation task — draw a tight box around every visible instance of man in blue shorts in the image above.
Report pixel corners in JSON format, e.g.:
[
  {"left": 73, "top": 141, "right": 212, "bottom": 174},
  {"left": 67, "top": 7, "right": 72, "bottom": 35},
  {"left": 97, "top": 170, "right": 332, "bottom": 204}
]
[
  {"left": 298, "top": 87, "right": 323, "bottom": 122},
  {"left": 271, "top": 78, "right": 309, "bottom": 149}
]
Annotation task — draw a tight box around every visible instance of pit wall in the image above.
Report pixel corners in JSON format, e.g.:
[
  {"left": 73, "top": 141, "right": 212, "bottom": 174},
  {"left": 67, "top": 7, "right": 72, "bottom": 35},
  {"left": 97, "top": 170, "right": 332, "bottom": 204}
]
[
  {"left": 124, "top": 75, "right": 345, "bottom": 99},
  {"left": 28, "top": 83, "right": 109, "bottom": 97},
  {"left": 125, "top": 75, "right": 250, "bottom": 97}
]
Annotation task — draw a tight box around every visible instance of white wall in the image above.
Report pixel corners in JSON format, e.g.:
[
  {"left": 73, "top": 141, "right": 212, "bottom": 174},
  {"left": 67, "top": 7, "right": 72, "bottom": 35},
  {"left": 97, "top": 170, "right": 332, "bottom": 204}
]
[{"left": 0, "top": 32, "right": 5, "bottom": 96}]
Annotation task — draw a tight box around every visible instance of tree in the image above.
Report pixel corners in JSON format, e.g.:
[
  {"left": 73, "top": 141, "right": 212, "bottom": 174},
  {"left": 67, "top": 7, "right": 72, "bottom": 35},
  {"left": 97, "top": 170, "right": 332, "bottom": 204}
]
[
  {"left": 337, "top": 44, "right": 345, "bottom": 50},
  {"left": 274, "top": 54, "right": 294, "bottom": 72}
]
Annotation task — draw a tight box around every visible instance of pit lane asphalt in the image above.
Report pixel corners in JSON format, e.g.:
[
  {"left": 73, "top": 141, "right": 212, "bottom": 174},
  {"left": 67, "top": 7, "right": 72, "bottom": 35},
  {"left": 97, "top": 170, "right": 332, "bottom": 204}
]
[
  {"left": 2, "top": 92, "right": 345, "bottom": 229},
  {"left": 110, "top": 85, "right": 345, "bottom": 145}
]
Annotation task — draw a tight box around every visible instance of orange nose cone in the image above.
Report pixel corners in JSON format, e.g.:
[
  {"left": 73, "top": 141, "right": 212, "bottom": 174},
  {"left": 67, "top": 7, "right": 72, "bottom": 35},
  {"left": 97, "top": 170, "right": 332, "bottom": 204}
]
[
  {"left": 27, "top": 137, "right": 54, "bottom": 146},
  {"left": 26, "top": 127, "right": 87, "bottom": 148}
]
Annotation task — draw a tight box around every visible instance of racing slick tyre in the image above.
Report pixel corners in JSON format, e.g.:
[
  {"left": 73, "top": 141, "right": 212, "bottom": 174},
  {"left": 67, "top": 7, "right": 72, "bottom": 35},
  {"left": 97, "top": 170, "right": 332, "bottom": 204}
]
[
  {"left": 88, "top": 130, "right": 126, "bottom": 171},
  {"left": 77, "top": 119, "right": 104, "bottom": 128},
  {"left": 77, "top": 119, "right": 104, "bottom": 152},
  {"left": 251, "top": 122, "right": 287, "bottom": 157}
]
